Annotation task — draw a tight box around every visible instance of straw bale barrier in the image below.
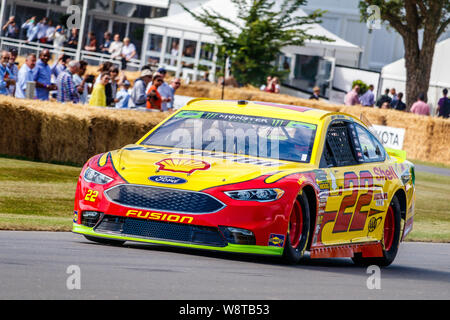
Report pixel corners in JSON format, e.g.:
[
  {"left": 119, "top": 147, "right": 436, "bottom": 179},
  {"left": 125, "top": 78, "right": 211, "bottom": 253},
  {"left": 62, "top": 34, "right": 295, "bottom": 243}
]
[
  {"left": 0, "top": 96, "right": 167, "bottom": 165},
  {"left": 0, "top": 82, "right": 449, "bottom": 166}
]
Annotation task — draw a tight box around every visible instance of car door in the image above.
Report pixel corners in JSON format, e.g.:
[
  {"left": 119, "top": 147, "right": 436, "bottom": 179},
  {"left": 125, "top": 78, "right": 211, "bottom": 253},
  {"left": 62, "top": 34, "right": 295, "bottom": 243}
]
[{"left": 316, "top": 120, "right": 387, "bottom": 246}]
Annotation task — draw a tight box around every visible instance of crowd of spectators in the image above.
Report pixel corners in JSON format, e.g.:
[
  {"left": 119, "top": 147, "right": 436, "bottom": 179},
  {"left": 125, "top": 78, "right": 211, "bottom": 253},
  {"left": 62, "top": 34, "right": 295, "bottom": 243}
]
[
  {"left": 0, "top": 47, "right": 181, "bottom": 112},
  {"left": 2, "top": 16, "right": 138, "bottom": 70},
  {"left": 344, "top": 84, "right": 450, "bottom": 118}
]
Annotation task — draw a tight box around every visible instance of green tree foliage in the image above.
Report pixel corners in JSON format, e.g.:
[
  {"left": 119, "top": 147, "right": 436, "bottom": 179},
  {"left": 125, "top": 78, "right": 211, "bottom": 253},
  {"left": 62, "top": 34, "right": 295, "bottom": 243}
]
[
  {"left": 359, "top": 0, "right": 450, "bottom": 109},
  {"left": 183, "top": 0, "right": 332, "bottom": 86}
]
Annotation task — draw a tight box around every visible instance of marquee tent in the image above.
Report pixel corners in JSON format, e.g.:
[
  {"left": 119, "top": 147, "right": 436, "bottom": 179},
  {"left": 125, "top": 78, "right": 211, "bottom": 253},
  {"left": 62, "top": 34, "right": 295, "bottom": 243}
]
[{"left": 142, "top": 0, "right": 362, "bottom": 80}]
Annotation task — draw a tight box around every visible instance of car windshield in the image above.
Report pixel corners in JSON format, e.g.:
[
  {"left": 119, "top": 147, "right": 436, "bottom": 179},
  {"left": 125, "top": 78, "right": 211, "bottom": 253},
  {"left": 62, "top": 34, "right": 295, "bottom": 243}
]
[{"left": 141, "top": 111, "right": 317, "bottom": 163}]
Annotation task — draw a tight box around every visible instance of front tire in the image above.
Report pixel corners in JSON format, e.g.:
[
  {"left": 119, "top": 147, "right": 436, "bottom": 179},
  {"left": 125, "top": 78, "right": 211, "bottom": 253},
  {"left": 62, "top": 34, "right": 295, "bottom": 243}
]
[
  {"left": 352, "top": 195, "right": 402, "bottom": 267},
  {"left": 282, "top": 192, "right": 310, "bottom": 264}
]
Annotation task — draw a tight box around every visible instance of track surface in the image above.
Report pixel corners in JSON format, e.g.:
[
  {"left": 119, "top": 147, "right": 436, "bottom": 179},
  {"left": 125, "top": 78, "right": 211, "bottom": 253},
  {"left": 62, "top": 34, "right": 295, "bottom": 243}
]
[{"left": 0, "top": 231, "right": 449, "bottom": 300}]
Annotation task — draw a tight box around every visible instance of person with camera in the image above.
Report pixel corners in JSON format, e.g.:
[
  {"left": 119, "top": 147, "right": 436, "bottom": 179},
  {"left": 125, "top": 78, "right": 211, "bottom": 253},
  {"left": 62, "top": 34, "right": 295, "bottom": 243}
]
[
  {"left": 73, "top": 60, "right": 93, "bottom": 105},
  {"left": 146, "top": 73, "right": 171, "bottom": 112}
]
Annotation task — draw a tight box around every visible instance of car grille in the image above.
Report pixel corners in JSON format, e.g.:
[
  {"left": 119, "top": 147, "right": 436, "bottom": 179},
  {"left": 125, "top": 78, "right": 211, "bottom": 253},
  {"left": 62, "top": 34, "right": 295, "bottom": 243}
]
[
  {"left": 95, "top": 215, "right": 227, "bottom": 247},
  {"left": 104, "top": 185, "right": 225, "bottom": 214}
]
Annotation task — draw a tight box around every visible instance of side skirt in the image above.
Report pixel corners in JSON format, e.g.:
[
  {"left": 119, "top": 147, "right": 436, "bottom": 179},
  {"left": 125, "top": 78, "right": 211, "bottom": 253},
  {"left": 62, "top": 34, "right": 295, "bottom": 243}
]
[{"left": 310, "top": 242, "right": 383, "bottom": 259}]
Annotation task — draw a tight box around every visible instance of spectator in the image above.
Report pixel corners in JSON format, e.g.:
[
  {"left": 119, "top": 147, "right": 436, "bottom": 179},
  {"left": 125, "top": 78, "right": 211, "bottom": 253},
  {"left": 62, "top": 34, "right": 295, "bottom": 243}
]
[
  {"left": 104, "top": 66, "right": 120, "bottom": 106},
  {"left": 109, "top": 34, "right": 123, "bottom": 60},
  {"left": 36, "top": 17, "right": 48, "bottom": 43},
  {"left": 154, "top": 68, "right": 173, "bottom": 111},
  {"left": 260, "top": 76, "right": 272, "bottom": 91},
  {"left": 53, "top": 26, "right": 67, "bottom": 54},
  {"left": 436, "top": 89, "right": 450, "bottom": 119},
  {"left": 0, "top": 51, "right": 14, "bottom": 96},
  {"left": 56, "top": 60, "right": 80, "bottom": 104},
  {"left": 265, "top": 77, "right": 280, "bottom": 94},
  {"left": 115, "top": 80, "right": 131, "bottom": 109},
  {"left": 359, "top": 84, "right": 375, "bottom": 107},
  {"left": 84, "top": 31, "right": 98, "bottom": 52},
  {"left": 73, "top": 60, "right": 92, "bottom": 105},
  {"left": 2, "top": 16, "right": 19, "bottom": 38},
  {"left": 344, "top": 85, "right": 360, "bottom": 106},
  {"left": 376, "top": 89, "right": 392, "bottom": 108},
  {"left": 390, "top": 88, "right": 398, "bottom": 104},
  {"left": 34, "top": 49, "right": 56, "bottom": 101},
  {"left": 121, "top": 37, "right": 137, "bottom": 70},
  {"left": 45, "top": 20, "right": 55, "bottom": 44},
  {"left": 166, "top": 78, "right": 181, "bottom": 110},
  {"left": 391, "top": 92, "right": 406, "bottom": 111},
  {"left": 381, "top": 102, "right": 390, "bottom": 109},
  {"left": 51, "top": 54, "right": 71, "bottom": 81},
  {"left": 7, "top": 49, "right": 19, "bottom": 96},
  {"left": 21, "top": 17, "right": 39, "bottom": 43},
  {"left": 410, "top": 93, "right": 430, "bottom": 116},
  {"left": 66, "top": 28, "right": 79, "bottom": 49},
  {"left": 89, "top": 72, "right": 110, "bottom": 107},
  {"left": 130, "top": 69, "right": 152, "bottom": 108},
  {"left": 100, "top": 32, "right": 112, "bottom": 54},
  {"left": 309, "top": 86, "right": 320, "bottom": 100},
  {"left": 15, "top": 53, "right": 37, "bottom": 99},
  {"left": 146, "top": 73, "right": 165, "bottom": 111},
  {"left": 170, "top": 41, "right": 179, "bottom": 65},
  {"left": 95, "top": 62, "right": 113, "bottom": 84}
]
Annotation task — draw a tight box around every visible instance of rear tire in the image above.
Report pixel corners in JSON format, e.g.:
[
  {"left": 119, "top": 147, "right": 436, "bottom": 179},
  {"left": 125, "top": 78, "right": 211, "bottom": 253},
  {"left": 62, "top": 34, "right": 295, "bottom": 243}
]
[
  {"left": 84, "top": 235, "right": 125, "bottom": 246},
  {"left": 282, "top": 192, "right": 310, "bottom": 264},
  {"left": 352, "top": 195, "right": 402, "bottom": 267}
]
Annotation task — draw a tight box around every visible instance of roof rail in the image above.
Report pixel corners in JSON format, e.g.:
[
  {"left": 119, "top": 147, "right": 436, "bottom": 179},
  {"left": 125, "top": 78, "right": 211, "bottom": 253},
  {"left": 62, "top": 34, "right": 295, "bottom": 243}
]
[{"left": 186, "top": 98, "right": 213, "bottom": 105}]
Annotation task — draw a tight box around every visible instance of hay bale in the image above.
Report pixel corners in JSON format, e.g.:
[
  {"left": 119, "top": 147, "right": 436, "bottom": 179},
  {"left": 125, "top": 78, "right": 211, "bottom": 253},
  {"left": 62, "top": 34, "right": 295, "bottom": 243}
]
[{"left": 428, "top": 118, "right": 450, "bottom": 165}]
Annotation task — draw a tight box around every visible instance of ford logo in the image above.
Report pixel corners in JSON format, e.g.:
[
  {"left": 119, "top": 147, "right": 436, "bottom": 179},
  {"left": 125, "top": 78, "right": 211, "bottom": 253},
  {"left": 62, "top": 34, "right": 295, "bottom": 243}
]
[{"left": 149, "top": 175, "right": 188, "bottom": 185}]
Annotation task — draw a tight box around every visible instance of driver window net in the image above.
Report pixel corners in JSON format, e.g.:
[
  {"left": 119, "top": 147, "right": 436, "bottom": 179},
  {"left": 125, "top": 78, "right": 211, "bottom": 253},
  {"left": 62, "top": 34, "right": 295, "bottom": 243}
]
[{"left": 327, "top": 124, "right": 357, "bottom": 167}]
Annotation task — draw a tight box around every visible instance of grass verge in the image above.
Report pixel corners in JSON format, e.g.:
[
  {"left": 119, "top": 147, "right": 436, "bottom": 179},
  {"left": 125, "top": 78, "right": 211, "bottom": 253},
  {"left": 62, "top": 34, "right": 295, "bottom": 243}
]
[{"left": 0, "top": 157, "right": 448, "bottom": 242}]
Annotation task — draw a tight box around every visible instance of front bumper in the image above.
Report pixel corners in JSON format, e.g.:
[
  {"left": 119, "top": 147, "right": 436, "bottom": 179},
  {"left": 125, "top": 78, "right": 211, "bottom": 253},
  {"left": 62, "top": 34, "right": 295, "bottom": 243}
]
[{"left": 73, "top": 223, "right": 284, "bottom": 256}]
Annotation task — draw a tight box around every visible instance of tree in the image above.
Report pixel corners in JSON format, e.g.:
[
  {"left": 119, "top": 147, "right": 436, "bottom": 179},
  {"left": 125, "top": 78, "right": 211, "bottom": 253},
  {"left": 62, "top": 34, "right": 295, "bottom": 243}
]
[
  {"left": 183, "top": 0, "right": 331, "bottom": 87},
  {"left": 359, "top": 1, "right": 450, "bottom": 109}
]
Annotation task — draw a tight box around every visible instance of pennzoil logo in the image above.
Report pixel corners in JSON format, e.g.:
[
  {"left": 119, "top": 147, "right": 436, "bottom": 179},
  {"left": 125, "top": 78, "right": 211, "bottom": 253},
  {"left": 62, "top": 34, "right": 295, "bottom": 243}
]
[
  {"left": 155, "top": 158, "right": 211, "bottom": 175},
  {"left": 268, "top": 234, "right": 285, "bottom": 247},
  {"left": 126, "top": 210, "right": 194, "bottom": 224}
]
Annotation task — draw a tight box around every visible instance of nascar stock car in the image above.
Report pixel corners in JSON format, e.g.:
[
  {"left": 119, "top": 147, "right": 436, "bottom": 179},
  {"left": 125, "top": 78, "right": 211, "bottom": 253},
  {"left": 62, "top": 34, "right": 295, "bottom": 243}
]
[{"left": 73, "top": 99, "right": 415, "bottom": 266}]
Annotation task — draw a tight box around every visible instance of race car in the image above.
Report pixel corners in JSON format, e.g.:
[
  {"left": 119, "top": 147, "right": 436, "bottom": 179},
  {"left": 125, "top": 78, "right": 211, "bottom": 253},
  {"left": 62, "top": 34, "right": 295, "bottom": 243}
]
[{"left": 73, "top": 99, "right": 415, "bottom": 266}]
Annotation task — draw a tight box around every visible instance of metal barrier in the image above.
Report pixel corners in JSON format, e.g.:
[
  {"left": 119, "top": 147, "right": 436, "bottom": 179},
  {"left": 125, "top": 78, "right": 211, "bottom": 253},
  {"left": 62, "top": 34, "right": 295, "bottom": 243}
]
[{"left": 0, "top": 36, "right": 142, "bottom": 70}]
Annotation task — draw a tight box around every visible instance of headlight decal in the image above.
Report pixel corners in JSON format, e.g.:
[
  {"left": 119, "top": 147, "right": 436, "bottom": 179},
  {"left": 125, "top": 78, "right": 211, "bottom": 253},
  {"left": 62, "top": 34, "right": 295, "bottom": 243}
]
[
  {"left": 224, "top": 188, "right": 284, "bottom": 202},
  {"left": 83, "top": 167, "right": 114, "bottom": 185}
]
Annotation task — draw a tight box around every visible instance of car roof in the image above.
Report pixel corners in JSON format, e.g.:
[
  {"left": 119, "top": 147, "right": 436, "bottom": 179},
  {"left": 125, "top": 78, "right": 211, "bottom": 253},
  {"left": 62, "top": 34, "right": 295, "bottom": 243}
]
[{"left": 183, "top": 99, "right": 353, "bottom": 124}]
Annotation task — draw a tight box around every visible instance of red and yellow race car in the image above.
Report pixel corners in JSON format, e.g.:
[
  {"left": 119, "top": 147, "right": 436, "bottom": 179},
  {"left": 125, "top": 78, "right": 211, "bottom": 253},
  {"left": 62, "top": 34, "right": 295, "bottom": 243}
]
[{"left": 73, "top": 99, "right": 415, "bottom": 266}]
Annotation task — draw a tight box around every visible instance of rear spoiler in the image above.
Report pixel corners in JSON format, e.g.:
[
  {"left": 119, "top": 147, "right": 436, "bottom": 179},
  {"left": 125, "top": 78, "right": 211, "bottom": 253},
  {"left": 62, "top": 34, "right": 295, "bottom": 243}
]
[{"left": 385, "top": 148, "right": 407, "bottom": 161}]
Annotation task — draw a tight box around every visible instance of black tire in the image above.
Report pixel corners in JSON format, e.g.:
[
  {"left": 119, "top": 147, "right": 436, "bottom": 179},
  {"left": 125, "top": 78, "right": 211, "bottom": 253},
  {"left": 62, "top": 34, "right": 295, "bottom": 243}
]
[
  {"left": 282, "top": 192, "right": 310, "bottom": 264},
  {"left": 84, "top": 235, "right": 125, "bottom": 246},
  {"left": 352, "top": 195, "right": 402, "bottom": 267}
]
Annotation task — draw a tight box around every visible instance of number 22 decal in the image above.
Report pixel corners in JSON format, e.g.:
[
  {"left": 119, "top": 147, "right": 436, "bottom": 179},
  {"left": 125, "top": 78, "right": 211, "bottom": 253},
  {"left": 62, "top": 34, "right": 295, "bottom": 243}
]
[
  {"left": 332, "top": 171, "right": 374, "bottom": 233},
  {"left": 84, "top": 189, "right": 99, "bottom": 202}
]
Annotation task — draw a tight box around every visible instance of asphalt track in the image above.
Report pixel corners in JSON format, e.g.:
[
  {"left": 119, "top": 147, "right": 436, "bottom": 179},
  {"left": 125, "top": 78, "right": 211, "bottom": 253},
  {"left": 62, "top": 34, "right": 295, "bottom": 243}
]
[{"left": 0, "top": 231, "right": 449, "bottom": 300}]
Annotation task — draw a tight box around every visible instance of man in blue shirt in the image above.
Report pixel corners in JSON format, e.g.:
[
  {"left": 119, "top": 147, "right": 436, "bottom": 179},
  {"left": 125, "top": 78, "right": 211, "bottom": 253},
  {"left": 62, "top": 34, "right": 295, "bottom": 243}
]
[
  {"left": 166, "top": 78, "right": 181, "bottom": 110},
  {"left": 15, "top": 53, "right": 37, "bottom": 99},
  {"left": 359, "top": 84, "right": 375, "bottom": 107},
  {"left": 34, "top": 49, "right": 56, "bottom": 100},
  {"left": 21, "top": 17, "right": 39, "bottom": 43},
  {"left": 0, "top": 51, "right": 14, "bottom": 95}
]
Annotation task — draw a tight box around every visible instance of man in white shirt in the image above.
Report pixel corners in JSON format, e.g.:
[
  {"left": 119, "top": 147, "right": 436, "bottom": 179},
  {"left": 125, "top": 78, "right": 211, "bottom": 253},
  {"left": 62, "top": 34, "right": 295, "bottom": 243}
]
[
  {"left": 155, "top": 68, "right": 173, "bottom": 112},
  {"left": 109, "top": 34, "right": 123, "bottom": 59},
  {"left": 15, "top": 53, "right": 37, "bottom": 99}
]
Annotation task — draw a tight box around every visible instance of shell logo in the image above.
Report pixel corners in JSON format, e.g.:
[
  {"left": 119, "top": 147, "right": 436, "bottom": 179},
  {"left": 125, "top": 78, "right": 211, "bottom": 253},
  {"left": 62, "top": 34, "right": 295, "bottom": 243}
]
[{"left": 155, "top": 158, "right": 211, "bottom": 175}]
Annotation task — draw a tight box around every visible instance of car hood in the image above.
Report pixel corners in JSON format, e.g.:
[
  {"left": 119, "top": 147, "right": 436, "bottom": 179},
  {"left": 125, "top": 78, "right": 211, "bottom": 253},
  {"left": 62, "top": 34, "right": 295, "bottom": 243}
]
[{"left": 108, "top": 144, "right": 314, "bottom": 191}]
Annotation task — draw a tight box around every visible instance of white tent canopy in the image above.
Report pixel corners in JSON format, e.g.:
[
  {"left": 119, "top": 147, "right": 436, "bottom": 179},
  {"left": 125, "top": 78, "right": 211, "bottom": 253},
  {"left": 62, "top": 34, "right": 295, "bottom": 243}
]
[
  {"left": 381, "top": 38, "right": 450, "bottom": 111},
  {"left": 142, "top": 0, "right": 362, "bottom": 79}
]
